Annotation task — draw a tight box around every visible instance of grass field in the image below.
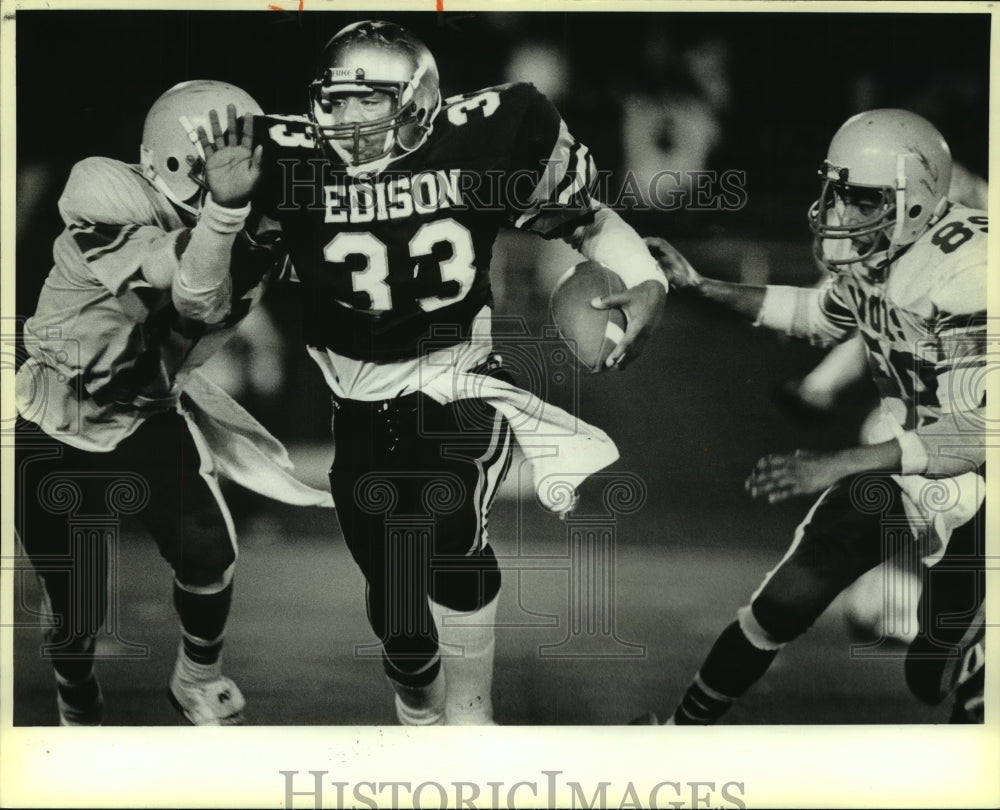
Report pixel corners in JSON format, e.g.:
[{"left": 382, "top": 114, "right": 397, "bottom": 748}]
[{"left": 11, "top": 499, "right": 951, "bottom": 727}]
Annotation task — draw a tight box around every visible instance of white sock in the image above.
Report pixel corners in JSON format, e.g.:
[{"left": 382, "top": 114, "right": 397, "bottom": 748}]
[
  {"left": 173, "top": 638, "right": 222, "bottom": 685},
  {"left": 429, "top": 595, "right": 499, "bottom": 725},
  {"left": 388, "top": 665, "right": 446, "bottom": 726}
]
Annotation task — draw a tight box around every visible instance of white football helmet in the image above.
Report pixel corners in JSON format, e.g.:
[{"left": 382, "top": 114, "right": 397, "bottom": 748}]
[
  {"left": 141, "top": 80, "right": 263, "bottom": 214},
  {"left": 808, "top": 109, "right": 952, "bottom": 267},
  {"left": 309, "top": 20, "right": 441, "bottom": 168}
]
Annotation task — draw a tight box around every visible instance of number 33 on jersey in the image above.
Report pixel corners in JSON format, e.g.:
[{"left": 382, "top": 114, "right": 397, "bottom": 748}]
[{"left": 257, "top": 82, "right": 598, "bottom": 362}]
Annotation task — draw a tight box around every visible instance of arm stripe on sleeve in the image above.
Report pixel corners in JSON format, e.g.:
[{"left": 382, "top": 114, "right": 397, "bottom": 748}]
[{"left": 72, "top": 223, "right": 141, "bottom": 262}]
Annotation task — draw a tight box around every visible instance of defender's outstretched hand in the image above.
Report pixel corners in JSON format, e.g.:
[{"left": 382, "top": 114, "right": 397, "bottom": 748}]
[
  {"left": 591, "top": 278, "right": 667, "bottom": 370},
  {"left": 745, "top": 450, "right": 850, "bottom": 503},
  {"left": 192, "top": 104, "right": 263, "bottom": 208},
  {"left": 644, "top": 236, "right": 703, "bottom": 291}
]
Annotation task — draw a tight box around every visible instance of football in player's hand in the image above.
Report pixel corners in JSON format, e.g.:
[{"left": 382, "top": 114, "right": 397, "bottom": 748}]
[{"left": 550, "top": 261, "right": 627, "bottom": 373}]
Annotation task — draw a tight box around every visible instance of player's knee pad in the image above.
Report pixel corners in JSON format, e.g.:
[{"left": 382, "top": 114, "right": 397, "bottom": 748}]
[
  {"left": 742, "top": 596, "right": 806, "bottom": 647},
  {"left": 429, "top": 546, "right": 501, "bottom": 613},
  {"left": 175, "top": 563, "right": 235, "bottom": 595},
  {"left": 171, "top": 524, "right": 237, "bottom": 587},
  {"left": 382, "top": 649, "right": 441, "bottom": 689},
  {"left": 736, "top": 605, "right": 785, "bottom": 651}
]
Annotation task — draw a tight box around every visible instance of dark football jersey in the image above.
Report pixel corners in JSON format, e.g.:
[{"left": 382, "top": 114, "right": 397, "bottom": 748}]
[{"left": 256, "top": 82, "right": 598, "bottom": 362}]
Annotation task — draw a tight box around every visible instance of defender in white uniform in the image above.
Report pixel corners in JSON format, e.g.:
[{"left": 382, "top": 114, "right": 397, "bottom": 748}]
[
  {"left": 15, "top": 81, "right": 292, "bottom": 725},
  {"left": 640, "top": 109, "right": 986, "bottom": 724}
]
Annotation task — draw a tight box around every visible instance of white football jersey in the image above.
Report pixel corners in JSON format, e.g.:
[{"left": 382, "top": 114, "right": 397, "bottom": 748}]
[
  {"left": 16, "top": 157, "right": 276, "bottom": 451},
  {"left": 819, "top": 204, "right": 988, "bottom": 430}
]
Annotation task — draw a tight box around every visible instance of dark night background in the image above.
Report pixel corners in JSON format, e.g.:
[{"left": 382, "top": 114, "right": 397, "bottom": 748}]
[
  {"left": 14, "top": 8, "right": 990, "bottom": 440},
  {"left": 9, "top": 8, "right": 993, "bottom": 732}
]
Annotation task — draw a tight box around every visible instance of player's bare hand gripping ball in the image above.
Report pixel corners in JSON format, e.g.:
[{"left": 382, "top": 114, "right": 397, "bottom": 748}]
[
  {"left": 192, "top": 104, "right": 263, "bottom": 208},
  {"left": 590, "top": 278, "right": 667, "bottom": 370}
]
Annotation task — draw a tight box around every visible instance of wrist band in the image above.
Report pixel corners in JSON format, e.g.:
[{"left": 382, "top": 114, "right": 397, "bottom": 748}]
[
  {"left": 754, "top": 285, "right": 798, "bottom": 331},
  {"left": 201, "top": 193, "right": 251, "bottom": 234}
]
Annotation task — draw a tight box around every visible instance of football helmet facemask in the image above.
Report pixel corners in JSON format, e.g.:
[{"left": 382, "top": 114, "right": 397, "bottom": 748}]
[
  {"left": 808, "top": 109, "right": 952, "bottom": 267},
  {"left": 309, "top": 20, "right": 441, "bottom": 169},
  {"left": 140, "top": 80, "right": 263, "bottom": 215}
]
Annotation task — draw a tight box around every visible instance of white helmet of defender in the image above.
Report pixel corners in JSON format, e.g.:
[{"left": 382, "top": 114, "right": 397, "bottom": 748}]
[
  {"left": 141, "top": 79, "right": 263, "bottom": 215},
  {"left": 808, "top": 109, "right": 952, "bottom": 267}
]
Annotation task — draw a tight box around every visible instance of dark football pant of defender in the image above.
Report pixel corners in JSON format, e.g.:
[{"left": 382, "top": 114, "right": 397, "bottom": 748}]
[
  {"left": 673, "top": 471, "right": 985, "bottom": 724},
  {"left": 14, "top": 409, "right": 237, "bottom": 721},
  {"left": 329, "top": 381, "right": 512, "bottom": 719}
]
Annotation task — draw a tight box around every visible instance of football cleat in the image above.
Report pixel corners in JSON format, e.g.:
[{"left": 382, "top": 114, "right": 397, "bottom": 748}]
[
  {"left": 168, "top": 671, "right": 246, "bottom": 726},
  {"left": 56, "top": 674, "right": 104, "bottom": 727}
]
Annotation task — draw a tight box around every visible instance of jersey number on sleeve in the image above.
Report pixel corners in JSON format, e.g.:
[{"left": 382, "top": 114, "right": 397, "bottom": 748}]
[
  {"left": 446, "top": 90, "right": 501, "bottom": 126},
  {"left": 323, "top": 218, "right": 476, "bottom": 312},
  {"left": 268, "top": 121, "right": 316, "bottom": 149},
  {"left": 931, "top": 215, "right": 988, "bottom": 254}
]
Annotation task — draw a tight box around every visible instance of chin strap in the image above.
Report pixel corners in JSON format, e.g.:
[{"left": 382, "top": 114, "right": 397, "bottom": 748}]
[
  {"left": 140, "top": 156, "right": 203, "bottom": 218},
  {"left": 156, "top": 174, "right": 203, "bottom": 217},
  {"left": 140, "top": 110, "right": 211, "bottom": 218}
]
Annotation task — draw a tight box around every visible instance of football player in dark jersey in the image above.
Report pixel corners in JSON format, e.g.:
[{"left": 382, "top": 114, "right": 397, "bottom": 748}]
[
  {"left": 15, "top": 81, "right": 329, "bottom": 725},
  {"left": 637, "top": 109, "right": 986, "bottom": 725},
  {"left": 253, "top": 20, "right": 677, "bottom": 724}
]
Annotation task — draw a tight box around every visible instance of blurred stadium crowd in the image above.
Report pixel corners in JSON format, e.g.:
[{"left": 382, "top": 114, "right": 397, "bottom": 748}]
[{"left": 14, "top": 9, "right": 989, "bottom": 448}]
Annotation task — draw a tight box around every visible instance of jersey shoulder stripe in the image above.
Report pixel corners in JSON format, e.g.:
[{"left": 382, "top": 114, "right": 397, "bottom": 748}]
[
  {"left": 821, "top": 277, "right": 858, "bottom": 327},
  {"left": 58, "top": 157, "right": 165, "bottom": 228},
  {"left": 68, "top": 222, "right": 142, "bottom": 260},
  {"left": 442, "top": 83, "right": 597, "bottom": 237}
]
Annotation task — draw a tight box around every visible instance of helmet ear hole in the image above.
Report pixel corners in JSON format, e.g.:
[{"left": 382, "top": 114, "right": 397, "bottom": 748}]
[
  {"left": 141, "top": 80, "right": 262, "bottom": 207},
  {"left": 908, "top": 204, "right": 922, "bottom": 219}
]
